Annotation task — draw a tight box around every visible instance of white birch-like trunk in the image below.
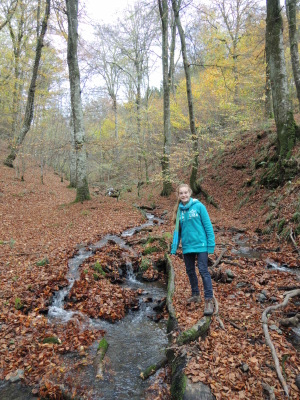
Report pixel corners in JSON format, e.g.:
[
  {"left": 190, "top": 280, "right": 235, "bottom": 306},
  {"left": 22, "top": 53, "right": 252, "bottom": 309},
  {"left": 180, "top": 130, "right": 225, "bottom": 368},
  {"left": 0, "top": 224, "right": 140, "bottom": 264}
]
[
  {"left": 266, "top": 0, "right": 296, "bottom": 159},
  {"left": 66, "top": 0, "right": 90, "bottom": 201}
]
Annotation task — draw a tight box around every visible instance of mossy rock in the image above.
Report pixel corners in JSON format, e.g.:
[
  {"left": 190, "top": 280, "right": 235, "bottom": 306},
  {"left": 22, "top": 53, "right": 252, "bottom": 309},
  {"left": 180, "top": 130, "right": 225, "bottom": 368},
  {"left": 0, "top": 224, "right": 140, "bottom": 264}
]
[
  {"left": 145, "top": 236, "right": 168, "bottom": 250},
  {"left": 142, "top": 246, "right": 161, "bottom": 255},
  {"left": 140, "top": 257, "right": 152, "bottom": 272}
]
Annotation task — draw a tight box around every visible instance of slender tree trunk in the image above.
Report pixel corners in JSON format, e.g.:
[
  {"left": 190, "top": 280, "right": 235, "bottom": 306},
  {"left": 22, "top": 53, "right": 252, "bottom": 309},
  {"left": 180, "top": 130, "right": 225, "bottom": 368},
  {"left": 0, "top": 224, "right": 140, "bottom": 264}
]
[
  {"left": 266, "top": 0, "right": 296, "bottom": 159},
  {"left": 112, "top": 95, "right": 119, "bottom": 161},
  {"left": 171, "top": 0, "right": 201, "bottom": 194},
  {"left": 66, "top": 0, "right": 90, "bottom": 202},
  {"left": 286, "top": 0, "right": 300, "bottom": 110},
  {"left": 265, "top": 37, "right": 273, "bottom": 118},
  {"left": 69, "top": 115, "right": 77, "bottom": 188},
  {"left": 4, "top": 0, "right": 51, "bottom": 167},
  {"left": 158, "top": 0, "right": 172, "bottom": 196}
]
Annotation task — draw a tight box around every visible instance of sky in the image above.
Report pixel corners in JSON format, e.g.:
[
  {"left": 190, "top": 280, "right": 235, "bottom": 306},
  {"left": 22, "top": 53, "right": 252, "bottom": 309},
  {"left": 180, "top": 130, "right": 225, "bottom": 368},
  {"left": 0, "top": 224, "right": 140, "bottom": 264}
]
[{"left": 81, "top": 0, "right": 163, "bottom": 89}]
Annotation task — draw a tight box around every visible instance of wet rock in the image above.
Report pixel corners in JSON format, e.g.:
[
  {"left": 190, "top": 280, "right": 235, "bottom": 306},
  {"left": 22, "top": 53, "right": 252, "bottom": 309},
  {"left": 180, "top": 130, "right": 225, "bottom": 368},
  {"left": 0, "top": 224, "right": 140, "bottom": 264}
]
[
  {"left": 270, "top": 297, "right": 278, "bottom": 303},
  {"left": 226, "top": 270, "right": 235, "bottom": 279},
  {"left": 241, "top": 363, "right": 249, "bottom": 373},
  {"left": 269, "top": 325, "right": 282, "bottom": 334},
  {"left": 183, "top": 379, "right": 215, "bottom": 400},
  {"left": 143, "top": 297, "right": 153, "bottom": 303},
  {"left": 236, "top": 282, "right": 247, "bottom": 288},
  {"left": 295, "top": 374, "right": 300, "bottom": 389},
  {"left": 5, "top": 369, "right": 24, "bottom": 383},
  {"left": 257, "top": 293, "right": 267, "bottom": 303}
]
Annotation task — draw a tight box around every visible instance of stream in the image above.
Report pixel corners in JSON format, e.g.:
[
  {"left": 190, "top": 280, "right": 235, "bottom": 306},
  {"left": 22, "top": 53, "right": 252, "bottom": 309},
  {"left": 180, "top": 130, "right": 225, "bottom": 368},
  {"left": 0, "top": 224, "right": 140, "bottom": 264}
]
[{"left": 1, "top": 213, "right": 168, "bottom": 400}]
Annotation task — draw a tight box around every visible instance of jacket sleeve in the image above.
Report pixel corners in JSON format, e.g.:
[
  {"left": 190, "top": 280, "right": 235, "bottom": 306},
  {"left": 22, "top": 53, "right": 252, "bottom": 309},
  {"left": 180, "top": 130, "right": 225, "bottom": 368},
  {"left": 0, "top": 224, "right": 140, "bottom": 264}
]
[
  {"left": 170, "top": 228, "right": 181, "bottom": 254},
  {"left": 199, "top": 204, "right": 215, "bottom": 254}
]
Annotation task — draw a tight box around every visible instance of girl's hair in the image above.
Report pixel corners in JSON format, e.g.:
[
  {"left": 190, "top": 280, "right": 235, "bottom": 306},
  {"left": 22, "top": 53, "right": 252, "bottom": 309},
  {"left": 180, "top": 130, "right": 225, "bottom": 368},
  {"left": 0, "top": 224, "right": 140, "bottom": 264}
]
[{"left": 172, "top": 183, "right": 192, "bottom": 224}]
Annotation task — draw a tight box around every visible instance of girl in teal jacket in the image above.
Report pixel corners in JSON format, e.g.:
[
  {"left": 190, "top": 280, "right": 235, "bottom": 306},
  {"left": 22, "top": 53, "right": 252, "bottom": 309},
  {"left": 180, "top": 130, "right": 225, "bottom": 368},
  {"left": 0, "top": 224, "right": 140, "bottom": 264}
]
[{"left": 171, "top": 183, "right": 215, "bottom": 315}]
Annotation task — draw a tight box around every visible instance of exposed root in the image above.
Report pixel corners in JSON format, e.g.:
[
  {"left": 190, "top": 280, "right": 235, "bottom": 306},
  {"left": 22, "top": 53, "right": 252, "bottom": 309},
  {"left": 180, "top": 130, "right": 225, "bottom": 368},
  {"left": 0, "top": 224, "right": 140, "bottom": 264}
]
[
  {"left": 262, "top": 382, "right": 276, "bottom": 400},
  {"left": 290, "top": 228, "right": 300, "bottom": 256},
  {"left": 261, "top": 289, "right": 300, "bottom": 397},
  {"left": 213, "top": 295, "right": 225, "bottom": 330}
]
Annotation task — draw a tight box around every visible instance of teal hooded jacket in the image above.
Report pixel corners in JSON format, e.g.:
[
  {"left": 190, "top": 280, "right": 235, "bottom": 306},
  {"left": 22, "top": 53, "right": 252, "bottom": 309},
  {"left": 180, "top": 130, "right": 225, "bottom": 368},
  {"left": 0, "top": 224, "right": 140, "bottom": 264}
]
[{"left": 171, "top": 198, "right": 215, "bottom": 255}]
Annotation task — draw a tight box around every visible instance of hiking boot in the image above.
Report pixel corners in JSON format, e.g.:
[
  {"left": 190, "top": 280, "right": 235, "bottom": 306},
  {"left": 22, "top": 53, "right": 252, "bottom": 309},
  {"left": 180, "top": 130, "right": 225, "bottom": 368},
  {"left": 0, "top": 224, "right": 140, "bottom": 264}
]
[
  {"left": 204, "top": 298, "right": 214, "bottom": 316},
  {"left": 187, "top": 295, "right": 201, "bottom": 304}
]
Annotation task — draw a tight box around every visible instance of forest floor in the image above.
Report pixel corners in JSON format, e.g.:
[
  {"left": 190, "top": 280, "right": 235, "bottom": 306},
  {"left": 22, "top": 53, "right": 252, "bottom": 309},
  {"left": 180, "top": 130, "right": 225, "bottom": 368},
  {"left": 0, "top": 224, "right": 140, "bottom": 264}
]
[{"left": 0, "top": 125, "right": 299, "bottom": 400}]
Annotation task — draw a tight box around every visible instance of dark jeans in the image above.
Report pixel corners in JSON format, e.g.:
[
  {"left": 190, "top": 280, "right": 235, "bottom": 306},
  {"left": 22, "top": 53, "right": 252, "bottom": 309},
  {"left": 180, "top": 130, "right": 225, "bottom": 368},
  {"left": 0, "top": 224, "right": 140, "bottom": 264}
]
[{"left": 183, "top": 252, "right": 213, "bottom": 299}]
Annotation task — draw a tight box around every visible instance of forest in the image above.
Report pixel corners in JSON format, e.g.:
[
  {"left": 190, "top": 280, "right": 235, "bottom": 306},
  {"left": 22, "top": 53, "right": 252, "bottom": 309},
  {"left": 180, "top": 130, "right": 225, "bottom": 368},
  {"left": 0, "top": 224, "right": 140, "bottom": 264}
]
[{"left": 0, "top": 0, "right": 299, "bottom": 399}]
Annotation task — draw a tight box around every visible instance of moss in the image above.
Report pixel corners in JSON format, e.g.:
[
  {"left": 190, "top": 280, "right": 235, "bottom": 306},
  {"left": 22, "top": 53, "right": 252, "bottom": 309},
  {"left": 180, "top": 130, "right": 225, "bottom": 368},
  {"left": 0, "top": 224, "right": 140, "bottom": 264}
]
[
  {"left": 97, "top": 337, "right": 109, "bottom": 358},
  {"left": 42, "top": 336, "right": 60, "bottom": 344},
  {"left": 140, "top": 257, "right": 151, "bottom": 272},
  {"left": 177, "top": 317, "right": 211, "bottom": 346},
  {"left": 142, "top": 246, "right": 160, "bottom": 255},
  {"left": 144, "top": 236, "right": 168, "bottom": 250},
  {"left": 93, "top": 261, "right": 106, "bottom": 276},
  {"left": 75, "top": 178, "right": 91, "bottom": 203},
  {"left": 292, "top": 211, "right": 300, "bottom": 223},
  {"left": 265, "top": 212, "right": 276, "bottom": 223},
  {"left": 14, "top": 297, "right": 24, "bottom": 310},
  {"left": 36, "top": 258, "right": 49, "bottom": 267},
  {"left": 280, "top": 226, "right": 290, "bottom": 241},
  {"left": 93, "top": 273, "right": 100, "bottom": 281},
  {"left": 170, "top": 355, "right": 188, "bottom": 400},
  {"left": 277, "top": 219, "right": 286, "bottom": 234}
]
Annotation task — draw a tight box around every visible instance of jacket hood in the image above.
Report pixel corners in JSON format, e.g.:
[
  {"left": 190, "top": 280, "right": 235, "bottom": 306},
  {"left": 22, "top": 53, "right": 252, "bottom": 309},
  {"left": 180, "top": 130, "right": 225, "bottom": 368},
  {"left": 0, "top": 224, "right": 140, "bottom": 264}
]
[{"left": 179, "top": 198, "right": 199, "bottom": 210}]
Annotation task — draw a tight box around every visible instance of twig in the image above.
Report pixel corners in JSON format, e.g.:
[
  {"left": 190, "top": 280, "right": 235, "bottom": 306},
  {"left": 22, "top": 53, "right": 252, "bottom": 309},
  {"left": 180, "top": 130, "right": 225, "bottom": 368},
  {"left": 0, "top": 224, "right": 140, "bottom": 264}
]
[
  {"left": 226, "top": 319, "right": 242, "bottom": 330},
  {"left": 261, "top": 289, "right": 300, "bottom": 397},
  {"left": 213, "top": 295, "right": 225, "bottom": 330},
  {"left": 290, "top": 228, "right": 300, "bottom": 256},
  {"left": 262, "top": 382, "right": 276, "bottom": 400},
  {"left": 210, "top": 247, "right": 227, "bottom": 269}
]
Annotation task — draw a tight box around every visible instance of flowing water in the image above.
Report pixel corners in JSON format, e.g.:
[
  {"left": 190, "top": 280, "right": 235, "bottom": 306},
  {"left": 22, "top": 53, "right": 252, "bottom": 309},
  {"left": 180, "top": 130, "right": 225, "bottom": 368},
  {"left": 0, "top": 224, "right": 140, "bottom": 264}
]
[{"left": 0, "top": 213, "right": 167, "bottom": 399}]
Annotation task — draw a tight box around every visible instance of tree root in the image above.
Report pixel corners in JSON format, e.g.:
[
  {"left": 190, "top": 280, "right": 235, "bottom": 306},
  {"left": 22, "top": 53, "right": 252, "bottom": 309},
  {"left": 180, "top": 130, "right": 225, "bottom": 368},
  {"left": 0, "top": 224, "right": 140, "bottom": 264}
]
[
  {"left": 290, "top": 228, "right": 300, "bottom": 256},
  {"left": 261, "top": 289, "right": 300, "bottom": 397},
  {"left": 213, "top": 295, "right": 225, "bottom": 330},
  {"left": 262, "top": 382, "right": 276, "bottom": 400}
]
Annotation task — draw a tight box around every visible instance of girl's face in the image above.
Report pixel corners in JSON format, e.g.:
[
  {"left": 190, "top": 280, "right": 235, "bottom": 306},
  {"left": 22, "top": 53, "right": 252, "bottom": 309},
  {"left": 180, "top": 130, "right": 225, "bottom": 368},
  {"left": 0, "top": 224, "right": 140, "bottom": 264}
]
[{"left": 178, "top": 186, "right": 191, "bottom": 205}]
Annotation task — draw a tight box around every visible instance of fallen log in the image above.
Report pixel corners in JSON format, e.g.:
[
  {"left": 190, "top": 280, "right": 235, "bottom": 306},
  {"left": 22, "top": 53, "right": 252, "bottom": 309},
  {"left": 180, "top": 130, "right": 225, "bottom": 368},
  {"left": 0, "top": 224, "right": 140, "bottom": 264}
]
[{"left": 140, "top": 357, "right": 168, "bottom": 380}]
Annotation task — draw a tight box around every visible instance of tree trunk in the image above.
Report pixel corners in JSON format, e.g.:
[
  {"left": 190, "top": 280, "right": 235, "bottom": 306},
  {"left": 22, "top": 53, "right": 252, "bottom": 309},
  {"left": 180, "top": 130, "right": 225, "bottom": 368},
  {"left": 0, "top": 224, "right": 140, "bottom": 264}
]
[
  {"left": 158, "top": 0, "right": 172, "bottom": 196},
  {"left": 66, "top": 0, "right": 90, "bottom": 202},
  {"left": 171, "top": 0, "right": 201, "bottom": 194},
  {"left": 4, "top": 0, "right": 50, "bottom": 167},
  {"left": 286, "top": 0, "right": 300, "bottom": 110},
  {"left": 265, "top": 34, "right": 273, "bottom": 118},
  {"left": 266, "top": 0, "right": 296, "bottom": 159},
  {"left": 69, "top": 115, "right": 77, "bottom": 188}
]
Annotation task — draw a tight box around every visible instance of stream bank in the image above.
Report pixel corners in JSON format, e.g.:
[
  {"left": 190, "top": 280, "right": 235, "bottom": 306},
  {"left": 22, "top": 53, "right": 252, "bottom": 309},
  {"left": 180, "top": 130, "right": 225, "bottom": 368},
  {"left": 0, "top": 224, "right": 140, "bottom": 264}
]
[{"left": 0, "top": 212, "right": 169, "bottom": 400}]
